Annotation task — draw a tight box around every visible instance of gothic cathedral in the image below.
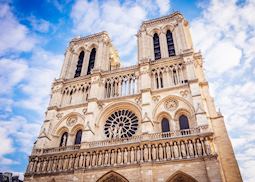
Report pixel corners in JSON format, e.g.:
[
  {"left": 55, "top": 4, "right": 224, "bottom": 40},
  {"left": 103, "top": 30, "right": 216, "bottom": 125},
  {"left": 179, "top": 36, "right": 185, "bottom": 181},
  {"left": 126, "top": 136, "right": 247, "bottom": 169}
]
[{"left": 24, "top": 12, "right": 242, "bottom": 182}]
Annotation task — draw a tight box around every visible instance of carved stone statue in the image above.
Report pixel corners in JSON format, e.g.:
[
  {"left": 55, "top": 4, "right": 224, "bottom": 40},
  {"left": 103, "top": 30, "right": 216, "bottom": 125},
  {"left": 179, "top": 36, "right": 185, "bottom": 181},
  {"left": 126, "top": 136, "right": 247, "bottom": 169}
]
[
  {"left": 92, "top": 152, "right": 96, "bottom": 167},
  {"left": 180, "top": 141, "right": 186, "bottom": 158},
  {"left": 152, "top": 145, "right": 157, "bottom": 160},
  {"left": 98, "top": 151, "right": 102, "bottom": 166},
  {"left": 74, "top": 154, "right": 79, "bottom": 169},
  {"left": 188, "top": 140, "right": 194, "bottom": 157},
  {"left": 79, "top": 153, "right": 84, "bottom": 168},
  {"left": 117, "top": 149, "right": 122, "bottom": 164},
  {"left": 124, "top": 148, "right": 128, "bottom": 164},
  {"left": 196, "top": 139, "right": 202, "bottom": 156},
  {"left": 204, "top": 138, "right": 211, "bottom": 155},
  {"left": 158, "top": 144, "right": 164, "bottom": 160},
  {"left": 130, "top": 147, "right": 135, "bottom": 163},
  {"left": 166, "top": 143, "right": 171, "bottom": 159},
  {"left": 111, "top": 150, "right": 115, "bottom": 165},
  {"left": 136, "top": 147, "right": 141, "bottom": 163},
  {"left": 63, "top": 156, "right": 68, "bottom": 170},
  {"left": 144, "top": 145, "right": 149, "bottom": 161},
  {"left": 85, "top": 153, "right": 90, "bottom": 168},
  {"left": 104, "top": 151, "right": 109, "bottom": 166},
  {"left": 61, "top": 134, "right": 67, "bottom": 147},
  {"left": 173, "top": 142, "right": 179, "bottom": 158}
]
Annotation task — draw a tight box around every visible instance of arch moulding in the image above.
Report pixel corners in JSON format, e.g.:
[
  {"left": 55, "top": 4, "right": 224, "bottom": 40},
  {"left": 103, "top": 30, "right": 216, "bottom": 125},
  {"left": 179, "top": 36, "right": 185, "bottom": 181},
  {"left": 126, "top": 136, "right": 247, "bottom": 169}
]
[
  {"left": 95, "top": 101, "right": 142, "bottom": 127},
  {"left": 152, "top": 95, "right": 195, "bottom": 123}
]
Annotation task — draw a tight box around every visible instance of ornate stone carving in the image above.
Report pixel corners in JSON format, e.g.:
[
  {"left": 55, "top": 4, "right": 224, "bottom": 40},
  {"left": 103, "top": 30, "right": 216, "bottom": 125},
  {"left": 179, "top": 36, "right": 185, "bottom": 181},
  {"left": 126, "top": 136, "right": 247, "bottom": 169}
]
[
  {"left": 56, "top": 113, "right": 63, "bottom": 119},
  {"left": 152, "top": 95, "right": 160, "bottom": 102},
  {"left": 66, "top": 116, "right": 77, "bottom": 127},
  {"left": 164, "top": 99, "right": 178, "bottom": 111},
  {"left": 180, "top": 90, "right": 189, "bottom": 97}
]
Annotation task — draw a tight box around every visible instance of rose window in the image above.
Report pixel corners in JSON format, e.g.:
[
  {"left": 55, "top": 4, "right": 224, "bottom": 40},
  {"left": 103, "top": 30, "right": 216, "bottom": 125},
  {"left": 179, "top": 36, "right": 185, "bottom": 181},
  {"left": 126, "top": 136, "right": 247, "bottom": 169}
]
[{"left": 104, "top": 110, "right": 138, "bottom": 138}]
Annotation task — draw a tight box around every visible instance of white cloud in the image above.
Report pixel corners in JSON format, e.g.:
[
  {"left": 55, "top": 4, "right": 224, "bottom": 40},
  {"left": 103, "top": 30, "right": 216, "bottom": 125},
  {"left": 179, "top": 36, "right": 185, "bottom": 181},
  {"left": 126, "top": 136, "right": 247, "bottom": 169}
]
[
  {"left": 0, "top": 4, "right": 37, "bottom": 55},
  {"left": 29, "top": 16, "right": 51, "bottom": 33},
  {"left": 0, "top": 58, "right": 28, "bottom": 95},
  {"left": 156, "top": 0, "right": 170, "bottom": 15}
]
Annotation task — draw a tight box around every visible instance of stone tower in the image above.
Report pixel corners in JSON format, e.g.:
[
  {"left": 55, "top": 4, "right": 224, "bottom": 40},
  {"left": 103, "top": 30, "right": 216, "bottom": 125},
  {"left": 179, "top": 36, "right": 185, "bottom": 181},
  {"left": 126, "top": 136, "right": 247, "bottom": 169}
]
[{"left": 24, "top": 12, "right": 242, "bottom": 182}]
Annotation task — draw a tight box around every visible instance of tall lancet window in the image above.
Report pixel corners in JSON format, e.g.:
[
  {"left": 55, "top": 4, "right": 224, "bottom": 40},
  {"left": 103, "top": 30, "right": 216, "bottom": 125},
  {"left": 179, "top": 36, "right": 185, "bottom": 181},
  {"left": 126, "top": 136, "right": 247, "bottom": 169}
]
[
  {"left": 87, "top": 48, "right": 96, "bottom": 75},
  {"left": 166, "top": 30, "right": 175, "bottom": 56},
  {"left": 153, "top": 33, "right": 161, "bottom": 60},
  {"left": 74, "top": 130, "right": 82, "bottom": 145},
  {"left": 74, "top": 51, "right": 85, "bottom": 78}
]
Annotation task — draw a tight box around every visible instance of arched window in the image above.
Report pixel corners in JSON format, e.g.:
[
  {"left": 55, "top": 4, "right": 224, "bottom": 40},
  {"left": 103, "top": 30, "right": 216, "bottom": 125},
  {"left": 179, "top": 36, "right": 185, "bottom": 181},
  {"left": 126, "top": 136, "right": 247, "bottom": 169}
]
[
  {"left": 161, "top": 118, "right": 170, "bottom": 132},
  {"left": 74, "top": 129, "right": 82, "bottom": 145},
  {"left": 153, "top": 33, "right": 161, "bottom": 60},
  {"left": 87, "top": 48, "right": 96, "bottom": 75},
  {"left": 179, "top": 115, "right": 190, "bottom": 130},
  {"left": 60, "top": 132, "right": 68, "bottom": 147},
  {"left": 166, "top": 30, "right": 175, "bottom": 57},
  {"left": 74, "top": 51, "right": 85, "bottom": 78}
]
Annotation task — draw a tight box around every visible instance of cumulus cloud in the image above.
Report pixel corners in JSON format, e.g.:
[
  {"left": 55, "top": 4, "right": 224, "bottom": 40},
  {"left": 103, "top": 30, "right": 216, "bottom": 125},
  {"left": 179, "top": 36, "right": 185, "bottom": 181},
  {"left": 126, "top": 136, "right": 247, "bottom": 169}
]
[{"left": 0, "top": 4, "right": 37, "bottom": 55}]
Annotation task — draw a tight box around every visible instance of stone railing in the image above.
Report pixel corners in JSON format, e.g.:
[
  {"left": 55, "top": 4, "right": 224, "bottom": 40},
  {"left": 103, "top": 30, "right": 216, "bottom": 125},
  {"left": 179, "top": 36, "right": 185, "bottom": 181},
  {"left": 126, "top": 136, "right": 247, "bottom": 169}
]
[
  {"left": 87, "top": 125, "right": 209, "bottom": 148},
  {"left": 26, "top": 133, "right": 215, "bottom": 176},
  {"left": 32, "top": 145, "right": 81, "bottom": 156}
]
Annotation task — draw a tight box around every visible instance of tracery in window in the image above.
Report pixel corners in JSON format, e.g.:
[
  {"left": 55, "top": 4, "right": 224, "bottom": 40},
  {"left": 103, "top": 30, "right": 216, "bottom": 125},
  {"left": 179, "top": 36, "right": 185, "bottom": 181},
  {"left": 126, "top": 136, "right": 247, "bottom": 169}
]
[
  {"left": 74, "top": 51, "right": 84, "bottom": 78},
  {"left": 104, "top": 110, "right": 138, "bottom": 139},
  {"left": 87, "top": 48, "right": 96, "bottom": 75},
  {"left": 153, "top": 33, "right": 161, "bottom": 60},
  {"left": 166, "top": 30, "right": 175, "bottom": 57}
]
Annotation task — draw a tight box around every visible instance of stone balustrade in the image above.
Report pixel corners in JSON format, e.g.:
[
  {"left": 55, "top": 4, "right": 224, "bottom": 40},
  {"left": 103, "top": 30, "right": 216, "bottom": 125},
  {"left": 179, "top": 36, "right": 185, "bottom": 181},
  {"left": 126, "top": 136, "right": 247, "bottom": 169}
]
[
  {"left": 26, "top": 135, "right": 214, "bottom": 176},
  {"left": 26, "top": 126, "right": 214, "bottom": 176}
]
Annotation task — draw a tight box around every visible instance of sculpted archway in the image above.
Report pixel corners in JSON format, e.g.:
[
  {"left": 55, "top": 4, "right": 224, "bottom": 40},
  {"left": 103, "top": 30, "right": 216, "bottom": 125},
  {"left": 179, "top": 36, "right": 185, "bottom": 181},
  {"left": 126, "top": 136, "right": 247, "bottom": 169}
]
[
  {"left": 166, "top": 171, "right": 198, "bottom": 182},
  {"left": 96, "top": 171, "right": 129, "bottom": 182}
]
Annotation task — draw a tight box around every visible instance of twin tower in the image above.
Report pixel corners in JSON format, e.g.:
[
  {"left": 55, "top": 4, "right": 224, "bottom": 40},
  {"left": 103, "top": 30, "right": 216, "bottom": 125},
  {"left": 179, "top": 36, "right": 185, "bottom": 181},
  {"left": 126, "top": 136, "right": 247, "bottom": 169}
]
[{"left": 25, "top": 12, "right": 242, "bottom": 182}]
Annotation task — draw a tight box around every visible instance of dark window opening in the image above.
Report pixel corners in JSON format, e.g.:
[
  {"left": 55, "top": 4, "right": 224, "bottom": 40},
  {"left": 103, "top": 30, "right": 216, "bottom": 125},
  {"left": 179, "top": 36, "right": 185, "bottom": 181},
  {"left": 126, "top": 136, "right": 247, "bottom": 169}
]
[
  {"left": 161, "top": 118, "right": 170, "bottom": 132},
  {"left": 87, "top": 48, "right": 96, "bottom": 75},
  {"left": 166, "top": 30, "right": 175, "bottom": 57},
  {"left": 179, "top": 115, "right": 190, "bottom": 135},
  {"left": 74, "top": 51, "right": 85, "bottom": 78},
  {"left": 153, "top": 33, "right": 161, "bottom": 60},
  {"left": 74, "top": 130, "right": 82, "bottom": 145},
  {"left": 60, "top": 132, "right": 68, "bottom": 147}
]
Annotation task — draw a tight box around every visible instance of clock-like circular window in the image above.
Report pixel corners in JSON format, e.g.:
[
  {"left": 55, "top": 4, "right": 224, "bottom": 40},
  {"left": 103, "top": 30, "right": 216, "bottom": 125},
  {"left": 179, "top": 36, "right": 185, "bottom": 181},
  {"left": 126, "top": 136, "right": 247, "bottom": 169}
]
[{"left": 104, "top": 109, "right": 138, "bottom": 138}]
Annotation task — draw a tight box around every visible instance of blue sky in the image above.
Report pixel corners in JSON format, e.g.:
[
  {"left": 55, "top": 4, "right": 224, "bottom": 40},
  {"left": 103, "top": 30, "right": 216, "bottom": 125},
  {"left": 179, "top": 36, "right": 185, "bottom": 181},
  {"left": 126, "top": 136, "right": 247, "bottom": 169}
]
[{"left": 0, "top": 0, "right": 255, "bottom": 181}]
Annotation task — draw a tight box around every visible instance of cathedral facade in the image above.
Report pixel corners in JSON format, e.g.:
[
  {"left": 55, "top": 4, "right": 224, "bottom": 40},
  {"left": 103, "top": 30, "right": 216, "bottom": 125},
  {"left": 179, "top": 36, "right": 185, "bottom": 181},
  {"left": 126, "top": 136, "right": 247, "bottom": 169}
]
[{"left": 24, "top": 12, "right": 242, "bottom": 182}]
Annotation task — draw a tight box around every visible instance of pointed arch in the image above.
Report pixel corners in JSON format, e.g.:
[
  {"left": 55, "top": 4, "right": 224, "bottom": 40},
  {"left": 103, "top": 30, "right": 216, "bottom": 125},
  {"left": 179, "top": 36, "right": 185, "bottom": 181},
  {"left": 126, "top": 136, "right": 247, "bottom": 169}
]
[
  {"left": 74, "top": 129, "right": 82, "bottom": 145},
  {"left": 166, "top": 171, "right": 198, "bottom": 182},
  {"left": 74, "top": 51, "right": 85, "bottom": 78},
  {"left": 87, "top": 48, "right": 96, "bottom": 75},
  {"left": 96, "top": 171, "right": 129, "bottom": 182}
]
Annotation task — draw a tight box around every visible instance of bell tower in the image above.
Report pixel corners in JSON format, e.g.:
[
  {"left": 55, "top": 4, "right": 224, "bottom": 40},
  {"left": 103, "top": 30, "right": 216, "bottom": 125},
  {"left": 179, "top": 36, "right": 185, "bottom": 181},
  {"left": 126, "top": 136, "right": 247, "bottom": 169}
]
[{"left": 60, "top": 31, "right": 120, "bottom": 80}]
